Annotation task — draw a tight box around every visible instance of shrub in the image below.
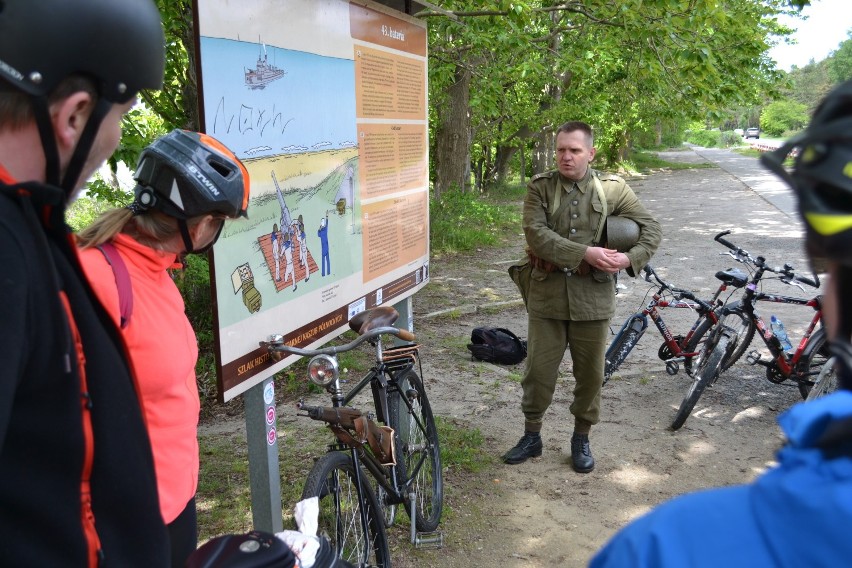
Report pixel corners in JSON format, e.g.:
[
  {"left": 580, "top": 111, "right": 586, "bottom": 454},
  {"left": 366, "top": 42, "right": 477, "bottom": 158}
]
[{"left": 685, "top": 129, "right": 721, "bottom": 148}]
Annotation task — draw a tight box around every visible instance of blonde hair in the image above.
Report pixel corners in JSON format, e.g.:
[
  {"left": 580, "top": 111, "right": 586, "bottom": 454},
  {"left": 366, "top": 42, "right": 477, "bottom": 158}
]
[{"left": 77, "top": 206, "right": 207, "bottom": 251}]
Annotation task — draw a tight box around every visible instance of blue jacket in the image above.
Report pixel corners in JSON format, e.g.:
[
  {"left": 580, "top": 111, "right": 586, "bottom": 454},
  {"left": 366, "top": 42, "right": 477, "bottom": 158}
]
[{"left": 591, "top": 391, "right": 852, "bottom": 567}]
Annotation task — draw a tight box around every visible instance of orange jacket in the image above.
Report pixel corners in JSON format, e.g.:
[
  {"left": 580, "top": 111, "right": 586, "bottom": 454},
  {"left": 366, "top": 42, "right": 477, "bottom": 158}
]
[{"left": 79, "top": 233, "right": 199, "bottom": 524}]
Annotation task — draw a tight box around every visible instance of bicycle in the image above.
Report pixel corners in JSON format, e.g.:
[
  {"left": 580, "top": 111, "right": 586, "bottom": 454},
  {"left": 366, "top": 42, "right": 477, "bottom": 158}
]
[
  {"left": 262, "top": 306, "right": 443, "bottom": 567},
  {"left": 806, "top": 356, "right": 839, "bottom": 401},
  {"left": 604, "top": 260, "right": 753, "bottom": 383},
  {"left": 671, "top": 233, "right": 825, "bottom": 430}
]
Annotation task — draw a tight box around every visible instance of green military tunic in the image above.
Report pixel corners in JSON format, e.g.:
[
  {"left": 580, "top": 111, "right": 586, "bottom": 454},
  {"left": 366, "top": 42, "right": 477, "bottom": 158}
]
[{"left": 519, "top": 167, "right": 662, "bottom": 430}]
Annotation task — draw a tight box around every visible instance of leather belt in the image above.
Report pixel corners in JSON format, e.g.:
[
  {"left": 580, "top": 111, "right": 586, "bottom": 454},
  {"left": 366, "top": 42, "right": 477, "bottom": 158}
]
[{"left": 526, "top": 249, "right": 591, "bottom": 276}]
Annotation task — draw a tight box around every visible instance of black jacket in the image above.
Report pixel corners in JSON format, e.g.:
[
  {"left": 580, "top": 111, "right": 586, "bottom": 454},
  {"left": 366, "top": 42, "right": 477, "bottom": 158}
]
[{"left": 0, "top": 182, "right": 168, "bottom": 566}]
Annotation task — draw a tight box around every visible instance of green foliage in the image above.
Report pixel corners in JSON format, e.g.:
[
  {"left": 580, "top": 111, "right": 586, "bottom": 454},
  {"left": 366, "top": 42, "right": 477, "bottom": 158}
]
[
  {"left": 685, "top": 130, "right": 722, "bottom": 148},
  {"left": 430, "top": 188, "right": 520, "bottom": 254},
  {"left": 828, "top": 34, "right": 852, "bottom": 83},
  {"left": 171, "top": 255, "right": 218, "bottom": 407},
  {"left": 66, "top": 195, "right": 117, "bottom": 232},
  {"left": 720, "top": 131, "right": 744, "bottom": 147},
  {"left": 760, "top": 99, "right": 809, "bottom": 136}
]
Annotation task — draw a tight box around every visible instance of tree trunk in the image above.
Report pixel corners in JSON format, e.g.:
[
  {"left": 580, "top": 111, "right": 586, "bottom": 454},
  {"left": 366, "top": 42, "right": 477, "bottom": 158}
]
[
  {"left": 519, "top": 144, "right": 526, "bottom": 185},
  {"left": 655, "top": 119, "right": 662, "bottom": 147},
  {"left": 433, "top": 64, "right": 472, "bottom": 198}
]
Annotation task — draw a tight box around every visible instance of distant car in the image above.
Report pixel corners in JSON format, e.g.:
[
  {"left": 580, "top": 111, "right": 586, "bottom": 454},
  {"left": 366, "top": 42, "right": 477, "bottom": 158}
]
[
  {"left": 734, "top": 128, "right": 744, "bottom": 136},
  {"left": 745, "top": 127, "right": 760, "bottom": 139}
]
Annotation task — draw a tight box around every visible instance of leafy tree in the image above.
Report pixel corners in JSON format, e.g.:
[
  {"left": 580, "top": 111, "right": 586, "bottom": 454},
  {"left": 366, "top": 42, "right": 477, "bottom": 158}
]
[
  {"left": 828, "top": 33, "right": 852, "bottom": 83},
  {"left": 760, "top": 99, "right": 810, "bottom": 136}
]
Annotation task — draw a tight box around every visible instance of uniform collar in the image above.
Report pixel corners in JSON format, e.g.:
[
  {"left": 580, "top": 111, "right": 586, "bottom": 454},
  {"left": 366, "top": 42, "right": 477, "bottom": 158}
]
[{"left": 558, "top": 168, "right": 593, "bottom": 194}]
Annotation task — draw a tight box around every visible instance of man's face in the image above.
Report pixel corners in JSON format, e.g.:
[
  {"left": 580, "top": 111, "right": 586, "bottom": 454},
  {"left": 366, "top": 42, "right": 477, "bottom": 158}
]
[
  {"left": 555, "top": 129, "right": 596, "bottom": 181},
  {"left": 71, "top": 97, "right": 136, "bottom": 199}
]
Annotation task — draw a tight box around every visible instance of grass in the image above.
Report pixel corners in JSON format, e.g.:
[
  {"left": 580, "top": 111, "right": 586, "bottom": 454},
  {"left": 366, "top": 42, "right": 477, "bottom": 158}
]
[
  {"left": 430, "top": 188, "right": 521, "bottom": 254},
  {"left": 625, "top": 150, "right": 715, "bottom": 172},
  {"left": 436, "top": 416, "right": 492, "bottom": 474}
]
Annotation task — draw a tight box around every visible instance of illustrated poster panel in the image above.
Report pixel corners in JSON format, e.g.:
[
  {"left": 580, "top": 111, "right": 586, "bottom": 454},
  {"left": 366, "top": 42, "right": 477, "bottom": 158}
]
[{"left": 196, "top": 0, "right": 429, "bottom": 401}]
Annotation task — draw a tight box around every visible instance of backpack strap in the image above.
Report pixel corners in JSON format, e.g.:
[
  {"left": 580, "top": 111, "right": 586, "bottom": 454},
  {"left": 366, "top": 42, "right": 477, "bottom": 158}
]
[{"left": 96, "top": 242, "right": 133, "bottom": 329}]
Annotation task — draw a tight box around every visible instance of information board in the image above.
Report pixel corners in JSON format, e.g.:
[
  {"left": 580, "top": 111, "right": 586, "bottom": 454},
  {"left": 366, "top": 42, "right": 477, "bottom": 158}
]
[{"left": 195, "top": 0, "right": 429, "bottom": 400}]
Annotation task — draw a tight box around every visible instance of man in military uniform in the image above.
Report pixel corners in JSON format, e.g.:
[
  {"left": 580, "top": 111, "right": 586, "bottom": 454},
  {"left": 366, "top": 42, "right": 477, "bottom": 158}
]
[{"left": 503, "top": 121, "right": 662, "bottom": 472}]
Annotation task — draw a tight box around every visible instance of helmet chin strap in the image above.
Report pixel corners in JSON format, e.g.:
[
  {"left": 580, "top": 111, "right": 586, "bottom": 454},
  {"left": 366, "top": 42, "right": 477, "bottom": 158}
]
[
  {"left": 32, "top": 95, "right": 112, "bottom": 196},
  {"left": 177, "top": 218, "right": 224, "bottom": 255}
]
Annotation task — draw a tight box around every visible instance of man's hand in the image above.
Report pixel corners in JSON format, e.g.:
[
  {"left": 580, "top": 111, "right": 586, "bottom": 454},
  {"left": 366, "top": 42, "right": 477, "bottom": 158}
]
[{"left": 584, "top": 246, "right": 629, "bottom": 273}]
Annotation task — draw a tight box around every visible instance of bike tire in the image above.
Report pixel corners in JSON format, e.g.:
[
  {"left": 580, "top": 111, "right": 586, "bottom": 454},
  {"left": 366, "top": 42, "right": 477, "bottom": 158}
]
[
  {"left": 806, "top": 356, "right": 838, "bottom": 401},
  {"left": 387, "top": 369, "right": 443, "bottom": 533},
  {"left": 671, "top": 334, "right": 730, "bottom": 430},
  {"left": 684, "top": 306, "right": 754, "bottom": 376},
  {"left": 301, "top": 451, "right": 391, "bottom": 568},
  {"left": 603, "top": 327, "right": 643, "bottom": 384},
  {"left": 798, "top": 328, "right": 834, "bottom": 400}
]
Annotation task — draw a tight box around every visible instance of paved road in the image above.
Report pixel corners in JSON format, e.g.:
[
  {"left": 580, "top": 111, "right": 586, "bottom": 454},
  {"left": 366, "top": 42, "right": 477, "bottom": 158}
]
[{"left": 686, "top": 143, "right": 798, "bottom": 218}]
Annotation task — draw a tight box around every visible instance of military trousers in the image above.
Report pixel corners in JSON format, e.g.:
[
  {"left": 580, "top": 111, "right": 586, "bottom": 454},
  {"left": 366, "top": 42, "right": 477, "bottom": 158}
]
[{"left": 520, "top": 315, "right": 609, "bottom": 432}]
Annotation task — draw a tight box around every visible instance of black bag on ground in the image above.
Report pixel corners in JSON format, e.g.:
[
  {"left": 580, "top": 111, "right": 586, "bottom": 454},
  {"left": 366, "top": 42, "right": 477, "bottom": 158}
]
[{"left": 467, "top": 327, "right": 527, "bottom": 365}]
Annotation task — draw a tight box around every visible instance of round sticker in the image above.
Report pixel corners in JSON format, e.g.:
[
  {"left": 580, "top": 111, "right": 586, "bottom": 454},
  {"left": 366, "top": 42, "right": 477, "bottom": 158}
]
[
  {"left": 266, "top": 406, "right": 276, "bottom": 425},
  {"left": 263, "top": 382, "right": 274, "bottom": 405},
  {"left": 267, "top": 427, "right": 276, "bottom": 446}
]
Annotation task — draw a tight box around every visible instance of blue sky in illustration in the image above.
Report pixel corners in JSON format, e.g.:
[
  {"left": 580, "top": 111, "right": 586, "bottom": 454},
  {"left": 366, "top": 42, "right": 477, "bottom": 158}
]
[{"left": 199, "top": 37, "right": 357, "bottom": 160}]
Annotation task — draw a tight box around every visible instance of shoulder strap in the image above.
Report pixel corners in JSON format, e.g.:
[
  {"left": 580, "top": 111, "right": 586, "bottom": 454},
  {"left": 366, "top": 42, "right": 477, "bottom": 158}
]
[
  {"left": 592, "top": 172, "right": 609, "bottom": 244},
  {"left": 96, "top": 242, "right": 133, "bottom": 329}
]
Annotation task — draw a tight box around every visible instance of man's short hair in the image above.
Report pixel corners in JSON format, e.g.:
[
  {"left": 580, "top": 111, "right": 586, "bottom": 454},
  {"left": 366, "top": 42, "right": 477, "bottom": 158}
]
[
  {"left": 0, "top": 75, "right": 98, "bottom": 130},
  {"left": 556, "top": 121, "right": 594, "bottom": 144}
]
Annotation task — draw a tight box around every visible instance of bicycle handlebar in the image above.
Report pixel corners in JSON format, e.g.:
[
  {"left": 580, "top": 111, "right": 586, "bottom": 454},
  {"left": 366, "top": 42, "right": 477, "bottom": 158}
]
[
  {"left": 642, "top": 264, "right": 713, "bottom": 311},
  {"left": 715, "top": 230, "right": 820, "bottom": 289},
  {"left": 263, "top": 325, "right": 415, "bottom": 359}
]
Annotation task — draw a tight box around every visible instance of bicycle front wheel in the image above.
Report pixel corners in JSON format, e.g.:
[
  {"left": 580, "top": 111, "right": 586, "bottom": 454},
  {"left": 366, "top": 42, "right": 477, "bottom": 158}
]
[
  {"left": 685, "top": 306, "right": 754, "bottom": 376},
  {"left": 671, "top": 333, "right": 730, "bottom": 430},
  {"left": 301, "top": 451, "right": 391, "bottom": 568},
  {"left": 603, "top": 319, "right": 644, "bottom": 384},
  {"left": 388, "top": 369, "right": 443, "bottom": 533},
  {"left": 798, "top": 328, "right": 834, "bottom": 399}
]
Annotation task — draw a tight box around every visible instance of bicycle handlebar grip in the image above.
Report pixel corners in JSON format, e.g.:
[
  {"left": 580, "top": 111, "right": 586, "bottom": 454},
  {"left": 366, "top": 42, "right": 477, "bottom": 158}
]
[
  {"left": 796, "top": 274, "right": 820, "bottom": 288},
  {"left": 397, "top": 328, "right": 416, "bottom": 342},
  {"left": 714, "top": 230, "right": 736, "bottom": 251}
]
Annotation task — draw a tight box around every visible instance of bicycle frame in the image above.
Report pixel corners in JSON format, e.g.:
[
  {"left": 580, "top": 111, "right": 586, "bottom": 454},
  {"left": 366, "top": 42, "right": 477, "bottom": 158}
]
[
  {"left": 741, "top": 290, "right": 822, "bottom": 381},
  {"left": 605, "top": 264, "right": 741, "bottom": 379}
]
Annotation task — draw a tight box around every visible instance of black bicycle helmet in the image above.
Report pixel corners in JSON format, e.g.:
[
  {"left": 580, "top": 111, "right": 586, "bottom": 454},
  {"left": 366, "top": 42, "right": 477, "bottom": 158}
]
[
  {"left": 0, "top": 0, "right": 165, "bottom": 193},
  {"left": 132, "top": 129, "right": 250, "bottom": 253},
  {"left": 0, "top": 0, "right": 164, "bottom": 103},
  {"left": 761, "top": 79, "right": 852, "bottom": 266}
]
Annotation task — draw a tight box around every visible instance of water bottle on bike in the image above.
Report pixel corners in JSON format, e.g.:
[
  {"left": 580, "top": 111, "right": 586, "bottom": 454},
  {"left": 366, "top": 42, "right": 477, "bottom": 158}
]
[{"left": 770, "top": 315, "right": 793, "bottom": 353}]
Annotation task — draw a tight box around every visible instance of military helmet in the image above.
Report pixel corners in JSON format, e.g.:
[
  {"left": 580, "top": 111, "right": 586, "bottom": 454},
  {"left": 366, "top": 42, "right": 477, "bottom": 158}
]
[
  {"left": 605, "top": 216, "right": 640, "bottom": 252},
  {"left": 0, "top": 0, "right": 165, "bottom": 103}
]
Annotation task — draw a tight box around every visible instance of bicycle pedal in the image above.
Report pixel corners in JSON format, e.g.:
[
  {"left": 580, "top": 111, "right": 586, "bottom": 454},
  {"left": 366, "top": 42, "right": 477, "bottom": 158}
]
[
  {"left": 413, "top": 531, "right": 444, "bottom": 549},
  {"left": 746, "top": 350, "right": 762, "bottom": 365}
]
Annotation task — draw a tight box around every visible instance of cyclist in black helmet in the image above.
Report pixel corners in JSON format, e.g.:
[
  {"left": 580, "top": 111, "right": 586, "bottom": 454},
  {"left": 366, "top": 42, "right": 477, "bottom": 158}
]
[
  {"left": 591, "top": 80, "right": 852, "bottom": 567},
  {"left": 0, "top": 0, "right": 170, "bottom": 565},
  {"left": 77, "top": 129, "right": 251, "bottom": 567}
]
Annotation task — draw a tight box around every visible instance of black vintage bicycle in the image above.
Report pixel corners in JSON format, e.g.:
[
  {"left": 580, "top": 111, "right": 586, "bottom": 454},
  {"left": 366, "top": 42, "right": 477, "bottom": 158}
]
[
  {"left": 671, "top": 233, "right": 825, "bottom": 430},
  {"left": 263, "top": 306, "right": 443, "bottom": 567}
]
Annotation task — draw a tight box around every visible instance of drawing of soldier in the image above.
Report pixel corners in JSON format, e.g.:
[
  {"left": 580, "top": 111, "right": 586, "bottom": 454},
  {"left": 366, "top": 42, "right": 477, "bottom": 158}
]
[
  {"left": 282, "top": 228, "right": 297, "bottom": 291},
  {"left": 271, "top": 223, "right": 281, "bottom": 281},
  {"left": 296, "top": 215, "right": 309, "bottom": 282},
  {"left": 318, "top": 214, "right": 330, "bottom": 276}
]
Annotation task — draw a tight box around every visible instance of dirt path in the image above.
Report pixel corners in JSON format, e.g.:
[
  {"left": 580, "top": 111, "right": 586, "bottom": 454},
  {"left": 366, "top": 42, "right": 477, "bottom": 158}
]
[
  {"left": 394, "top": 150, "right": 815, "bottom": 567},
  {"left": 199, "top": 149, "right": 819, "bottom": 567}
]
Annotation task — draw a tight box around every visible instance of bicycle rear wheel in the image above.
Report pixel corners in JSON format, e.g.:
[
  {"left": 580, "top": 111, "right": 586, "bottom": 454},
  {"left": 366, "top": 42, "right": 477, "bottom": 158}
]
[
  {"left": 798, "top": 328, "right": 834, "bottom": 399},
  {"left": 671, "top": 333, "right": 730, "bottom": 430},
  {"left": 301, "top": 451, "right": 391, "bottom": 568},
  {"left": 684, "top": 306, "right": 754, "bottom": 376},
  {"left": 388, "top": 369, "right": 443, "bottom": 533}
]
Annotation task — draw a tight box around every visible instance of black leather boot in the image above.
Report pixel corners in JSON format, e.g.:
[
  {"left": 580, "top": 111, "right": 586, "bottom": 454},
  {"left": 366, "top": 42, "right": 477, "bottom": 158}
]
[
  {"left": 502, "top": 432, "right": 543, "bottom": 464},
  {"left": 570, "top": 432, "right": 594, "bottom": 473}
]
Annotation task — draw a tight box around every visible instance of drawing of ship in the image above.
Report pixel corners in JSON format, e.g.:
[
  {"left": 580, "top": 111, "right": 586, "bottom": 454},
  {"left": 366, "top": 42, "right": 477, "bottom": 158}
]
[{"left": 245, "top": 42, "right": 285, "bottom": 89}]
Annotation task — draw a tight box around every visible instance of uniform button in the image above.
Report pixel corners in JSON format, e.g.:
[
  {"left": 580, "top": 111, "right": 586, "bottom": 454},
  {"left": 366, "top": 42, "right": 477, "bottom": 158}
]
[
  {"left": 562, "top": 267, "right": 569, "bottom": 273},
  {"left": 570, "top": 228, "right": 577, "bottom": 234},
  {"left": 571, "top": 213, "right": 578, "bottom": 219},
  {"left": 572, "top": 200, "right": 578, "bottom": 205}
]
